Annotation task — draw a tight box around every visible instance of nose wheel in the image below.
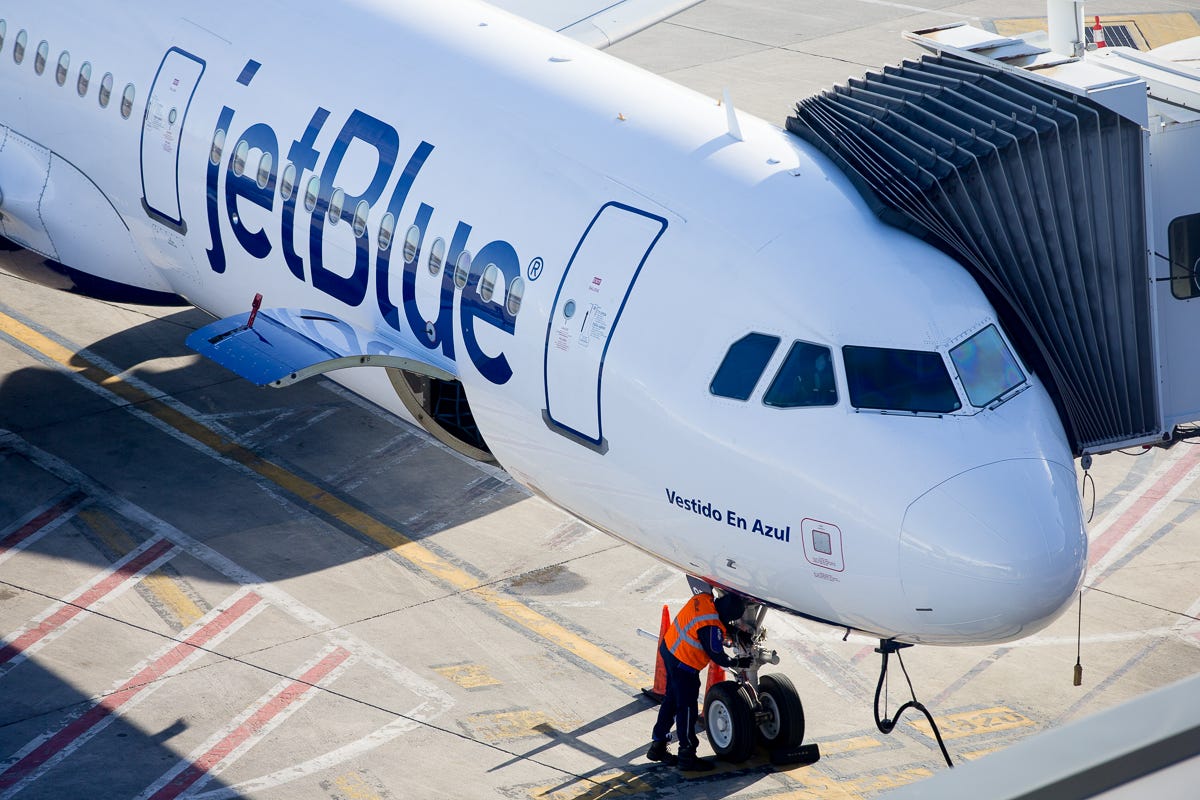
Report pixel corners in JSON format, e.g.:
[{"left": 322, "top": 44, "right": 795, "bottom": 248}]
[{"left": 702, "top": 600, "right": 814, "bottom": 765}]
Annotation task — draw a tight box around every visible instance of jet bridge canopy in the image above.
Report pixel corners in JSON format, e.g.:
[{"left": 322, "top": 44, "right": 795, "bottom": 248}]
[{"left": 787, "top": 51, "right": 1156, "bottom": 456}]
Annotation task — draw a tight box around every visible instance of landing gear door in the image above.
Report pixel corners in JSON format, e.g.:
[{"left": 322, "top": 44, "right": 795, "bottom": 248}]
[
  {"left": 140, "top": 48, "right": 205, "bottom": 234},
  {"left": 543, "top": 202, "right": 667, "bottom": 451}
]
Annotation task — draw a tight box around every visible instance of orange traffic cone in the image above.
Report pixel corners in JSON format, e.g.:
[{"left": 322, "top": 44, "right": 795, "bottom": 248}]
[
  {"left": 705, "top": 662, "right": 727, "bottom": 698},
  {"left": 1093, "top": 16, "right": 1107, "bottom": 48},
  {"left": 641, "top": 604, "right": 671, "bottom": 703}
]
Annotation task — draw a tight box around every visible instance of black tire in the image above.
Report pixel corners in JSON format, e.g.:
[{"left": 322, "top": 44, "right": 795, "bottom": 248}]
[
  {"left": 757, "top": 673, "right": 805, "bottom": 749},
  {"left": 704, "top": 680, "right": 756, "bottom": 763}
]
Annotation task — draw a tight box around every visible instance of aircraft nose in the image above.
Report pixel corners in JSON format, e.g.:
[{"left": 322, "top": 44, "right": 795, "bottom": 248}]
[{"left": 899, "top": 459, "right": 1087, "bottom": 643}]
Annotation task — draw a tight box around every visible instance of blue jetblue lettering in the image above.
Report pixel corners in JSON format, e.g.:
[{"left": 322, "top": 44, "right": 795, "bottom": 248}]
[{"left": 203, "top": 76, "right": 520, "bottom": 384}]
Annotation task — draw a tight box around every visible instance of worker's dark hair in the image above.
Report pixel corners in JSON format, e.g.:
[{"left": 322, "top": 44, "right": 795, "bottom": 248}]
[{"left": 715, "top": 592, "right": 745, "bottom": 624}]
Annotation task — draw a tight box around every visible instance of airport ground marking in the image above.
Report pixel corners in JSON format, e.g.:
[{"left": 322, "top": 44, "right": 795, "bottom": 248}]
[
  {"left": 0, "top": 308, "right": 652, "bottom": 690},
  {"left": 0, "top": 536, "right": 177, "bottom": 675},
  {"left": 138, "top": 644, "right": 354, "bottom": 800},
  {"left": 0, "top": 490, "right": 87, "bottom": 566},
  {"left": 0, "top": 590, "right": 265, "bottom": 799},
  {"left": 79, "top": 507, "right": 206, "bottom": 630}
]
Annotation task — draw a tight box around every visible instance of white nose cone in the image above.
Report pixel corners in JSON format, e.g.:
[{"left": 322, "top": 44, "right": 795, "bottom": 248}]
[{"left": 899, "top": 459, "right": 1087, "bottom": 644}]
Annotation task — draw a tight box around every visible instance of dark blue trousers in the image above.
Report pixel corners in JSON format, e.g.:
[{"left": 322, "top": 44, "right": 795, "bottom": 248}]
[{"left": 651, "top": 643, "right": 702, "bottom": 751}]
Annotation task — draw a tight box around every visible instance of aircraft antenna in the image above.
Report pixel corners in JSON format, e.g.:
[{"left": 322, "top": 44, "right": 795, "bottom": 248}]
[{"left": 721, "top": 89, "right": 744, "bottom": 142}]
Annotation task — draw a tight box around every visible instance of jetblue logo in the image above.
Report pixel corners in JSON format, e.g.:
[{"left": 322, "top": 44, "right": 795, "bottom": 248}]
[{"left": 202, "top": 68, "right": 520, "bottom": 385}]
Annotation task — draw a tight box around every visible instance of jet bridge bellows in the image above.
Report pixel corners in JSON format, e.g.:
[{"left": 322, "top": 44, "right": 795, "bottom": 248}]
[{"left": 786, "top": 53, "right": 1154, "bottom": 455}]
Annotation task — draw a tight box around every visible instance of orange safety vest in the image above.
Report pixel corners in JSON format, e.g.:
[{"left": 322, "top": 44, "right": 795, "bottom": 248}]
[{"left": 664, "top": 593, "right": 727, "bottom": 670}]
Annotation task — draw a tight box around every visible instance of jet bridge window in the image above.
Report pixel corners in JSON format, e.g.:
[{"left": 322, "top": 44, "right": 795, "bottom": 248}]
[
  {"left": 710, "top": 333, "right": 781, "bottom": 401},
  {"left": 1169, "top": 213, "right": 1200, "bottom": 300},
  {"left": 763, "top": 341, "right": 837, "bottom": 408},
  {"left": 843, "top": 345, "right": 961, "bottom": 414},
  {"left": 949, "top": 325, "right": 1025, "bottom": 407}
]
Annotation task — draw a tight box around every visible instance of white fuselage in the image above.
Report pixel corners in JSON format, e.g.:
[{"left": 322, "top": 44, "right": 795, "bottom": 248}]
[{"left": 0, "top": 0, "right": 1088, "bottom": 644}]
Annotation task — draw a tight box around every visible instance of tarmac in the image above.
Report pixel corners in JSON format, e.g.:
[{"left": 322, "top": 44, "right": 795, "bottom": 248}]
[{"left": 2, "top": 2, "right": 1200, "bottom": 798}]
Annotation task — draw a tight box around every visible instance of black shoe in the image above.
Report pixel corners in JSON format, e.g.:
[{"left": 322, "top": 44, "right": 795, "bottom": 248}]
[
  {"left": 646, "top": 740, "right": 678, "bottom": 765},
  {"left": 677, "top": 749, "right": 716, "bottom": 772}
]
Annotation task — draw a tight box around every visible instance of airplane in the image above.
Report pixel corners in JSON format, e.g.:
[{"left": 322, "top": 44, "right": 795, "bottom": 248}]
[{"left": 1, "top": 0, "right": 1121, "bottom": 764}]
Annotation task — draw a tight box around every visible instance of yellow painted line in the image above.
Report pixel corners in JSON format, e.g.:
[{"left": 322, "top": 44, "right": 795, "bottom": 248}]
[
  {"left": 769, "top": 779, "right": 863, "bottom": 800},
  {"left": 0, "top": 310, "right": 651, "bottom": 689},
  {"left": 78, "top": 508, "right": 204, "bottom": 628},
  {"left": 330, "top": 772, "right": 385, "bottom": 800},
  {"left": 909, "top": 706, "right": 1034, "bottom": 741},
  {"left": 463, "top": 709, "right": 581, "bottom": 742},
  {"left": 961, "top": 745, "right": 1003, "bottom": 761},
  {"left": 817, "top": 735, "right": 884, "bottom": 756},
  {"left": 528, "top": 770, "right": 652, "bottom": 800},
  {"left": 433, "top": 662, "right": 502, "bottom": 689}
]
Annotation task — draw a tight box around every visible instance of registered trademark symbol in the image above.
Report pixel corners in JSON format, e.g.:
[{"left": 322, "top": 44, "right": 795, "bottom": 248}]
[{"left": 527, "top": 257, "right": 544, "bottom": 281}]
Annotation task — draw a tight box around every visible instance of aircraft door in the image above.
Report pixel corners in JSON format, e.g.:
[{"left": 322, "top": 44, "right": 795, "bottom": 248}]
[
  {"left": 543, "top": 202, "right": 667, "bottom": 451},
  {"left": 140, "top": 48, "right": 205, "bottom": 233}
]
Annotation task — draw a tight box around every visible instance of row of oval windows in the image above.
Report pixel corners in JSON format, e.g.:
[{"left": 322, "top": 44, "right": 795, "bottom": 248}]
[
  {"left": 209, "top": 127, "right": 526, "bottom": 318},
  {"left": 1, "top": 21, "right": 136, "bottom": 118}
]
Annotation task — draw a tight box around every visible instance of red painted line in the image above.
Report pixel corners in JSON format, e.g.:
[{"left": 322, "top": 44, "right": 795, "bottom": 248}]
[
  {"left": 0, "top": 592, "right": 262, "bottom": 791},
  {"left": 147, "top": 647, "right": 351, "bottom": 800},
  {"left": 1088, "top": 447, "right": 1200, "bottom": 567},
  {"left": 0, "top": 538, "right": 176, "bottom": 666},
  {"left": 0, "top": 491, "right": 86, "bottom": 556}
]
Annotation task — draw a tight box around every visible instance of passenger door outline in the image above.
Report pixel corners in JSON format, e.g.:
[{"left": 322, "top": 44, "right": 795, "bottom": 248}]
[
  {"left": 543, "top": 202, "right": 667, "bottom": 452},
  {"left": 140, "top": 47, "right": 205, "bottom": 234}
]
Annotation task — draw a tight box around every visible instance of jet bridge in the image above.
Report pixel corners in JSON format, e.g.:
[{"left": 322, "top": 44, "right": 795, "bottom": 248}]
[{"left": 785, "top": 18, "right": 1200, "bottom": 456}]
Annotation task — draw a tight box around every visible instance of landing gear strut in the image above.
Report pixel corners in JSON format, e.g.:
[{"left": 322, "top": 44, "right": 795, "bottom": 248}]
[{"left": 702, "top": 599, "right": 819, "bottom": 765}]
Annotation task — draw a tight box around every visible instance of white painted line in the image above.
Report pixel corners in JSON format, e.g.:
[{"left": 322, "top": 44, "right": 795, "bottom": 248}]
[
  {"left": 0, "top": 536, "right": 177, "bottom": 676},
  {"left": 137, "top": 645, "right": 354, "bottom": 800}
]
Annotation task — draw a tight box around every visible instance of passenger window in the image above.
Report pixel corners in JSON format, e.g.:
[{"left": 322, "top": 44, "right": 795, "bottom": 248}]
[
  {"left": 843, "top": 345, "right": 961, "bottom": 414},
  {"left": 279, "top": 162, "right": 295, "bottom": 200},
  {"left": 120, "top": 82, "right": 135, "bottom": 118},
  {"left": 13, "top": 30, "right": 25, "bottom": 64},
  {"left": 231, "top": 140, "right": 248, "bottom": 176},
  {"left": 328, "top": 187, "right": 345, "bottom": 223},
  {"left": 428, "top": 237, "right": 445, "bottom": 275},
  {"left": 949, "top": 325, "right": 1024, "bottom": 407},
  {"left": 98, "top": 72, "right": 113, "bottom": 107},
  {"left": 1169, "top": 213, "right": 1200, "bottom": 300},
  {"left": 55, "top": 51, "right": 68, "bottom": 85},
  {"left": 763, "top": 341, "right": 837, "bottom": 408},
  {"left": 402, "top": 225, "right": 420, "bottom": 262},
  {"left": 710, "top": 333, "right": 781, "bottom": 401},
  {"left": 352, "top": 200, "right": 369, "bottom": 238},
  {"left": 255, "top": 152, "right": 272, "bottom": 190},
  {"left": 507, "top": 276, "right": 525, "bottom": 316},
  {"left": 304, "top": 176, "right": 320, "bottom": 212},
  {"left": 34, "top": 40, "right": 48, "bottom": 74},
  {"left": 480, "top": 263, "right": 499, "bottom": 301},
  {"left": 0, "top": 21, "right": 6, "bottom": 53},
  {"left": 77, "top": 61, "right": 91, "bottom": 96},
  {"left": 378, "top": 212, "right": 395, "bottom": 251},
  {"left": 454, "top": 251, "right": 471, "bottom": 289}
]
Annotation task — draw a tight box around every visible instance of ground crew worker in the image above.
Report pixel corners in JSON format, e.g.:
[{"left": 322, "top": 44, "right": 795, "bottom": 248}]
[{"left": 647, "top": 590, "right": 747, "bottom": 771}]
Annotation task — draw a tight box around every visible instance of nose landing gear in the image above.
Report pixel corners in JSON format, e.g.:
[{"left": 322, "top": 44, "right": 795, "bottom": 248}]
[{"left": 703, "top": 600, "right": 820, "bottom": 766}]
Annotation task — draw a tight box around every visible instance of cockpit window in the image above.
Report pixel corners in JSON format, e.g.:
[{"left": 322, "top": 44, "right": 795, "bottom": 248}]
[
  {"left": 949, "top": 324, "right": 1025, "bottom": 407},
  {"left": 710, "top": 333, "right": 780, "bottom": 401},
  {"left": 843, "top": 345, "right": 961, "bottom": 414},
  {"left": 764, "top": 341, "right": 837, "bottom": 408}
]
